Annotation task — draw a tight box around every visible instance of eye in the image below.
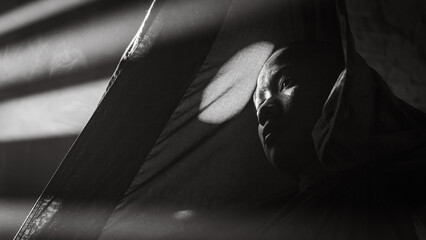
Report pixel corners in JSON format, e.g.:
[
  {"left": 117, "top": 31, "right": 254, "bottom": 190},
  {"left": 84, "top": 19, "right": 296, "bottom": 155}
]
[
  {"left": 278, "top": 77, "right": 296, "bottom": 96},
  {"left": 278, "top": 77, "right": 288, "bottom": 91}
]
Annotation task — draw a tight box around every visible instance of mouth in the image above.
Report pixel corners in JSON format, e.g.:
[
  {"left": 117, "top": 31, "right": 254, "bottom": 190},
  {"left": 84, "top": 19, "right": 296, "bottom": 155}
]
[
  {"left": 264, "top": 133, "right": 274, "bottom": 145},
  {"left": 262, "top": 121, "right": 275, "bottom": 145}
]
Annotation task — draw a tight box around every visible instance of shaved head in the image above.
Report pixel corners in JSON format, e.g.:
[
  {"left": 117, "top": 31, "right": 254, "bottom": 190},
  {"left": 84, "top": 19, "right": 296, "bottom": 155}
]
[{"left": 254, "top": 41, "right": 344, "bottom": 176}]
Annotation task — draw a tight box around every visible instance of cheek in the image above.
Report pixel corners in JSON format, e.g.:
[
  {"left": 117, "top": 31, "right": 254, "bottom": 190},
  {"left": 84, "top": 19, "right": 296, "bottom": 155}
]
[{"left": 280, "top": 90, "right": 324, "bottom": 133}]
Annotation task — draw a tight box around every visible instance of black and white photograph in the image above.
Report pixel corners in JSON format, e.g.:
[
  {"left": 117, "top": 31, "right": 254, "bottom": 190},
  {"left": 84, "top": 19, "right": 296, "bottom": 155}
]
[{"left": 1, "top": 0, "right": 425, "bottom": 239}]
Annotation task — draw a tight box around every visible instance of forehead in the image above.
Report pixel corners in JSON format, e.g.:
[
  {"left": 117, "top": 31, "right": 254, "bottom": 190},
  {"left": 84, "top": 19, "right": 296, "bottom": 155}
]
[
  {"left": 257, "top": 63, "right": 282, "bottom": 88},
  {"left": 254, "top": 63, "right": 282, "bottom": 106}
]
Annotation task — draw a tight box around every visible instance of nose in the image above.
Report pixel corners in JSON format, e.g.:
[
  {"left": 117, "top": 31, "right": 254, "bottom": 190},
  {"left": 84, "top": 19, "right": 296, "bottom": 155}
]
[{"left": 256, "top": 97, "right": 280, "bottom": 126}]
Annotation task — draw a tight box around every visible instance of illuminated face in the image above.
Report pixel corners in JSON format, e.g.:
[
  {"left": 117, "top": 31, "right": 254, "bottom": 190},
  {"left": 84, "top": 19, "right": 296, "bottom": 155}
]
[{"left": 253, "top": 46, "right": 342, "bottom": 176}]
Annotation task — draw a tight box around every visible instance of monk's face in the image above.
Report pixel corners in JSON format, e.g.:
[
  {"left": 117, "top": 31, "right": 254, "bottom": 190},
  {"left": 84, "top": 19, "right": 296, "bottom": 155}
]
[{"left": 253, "top": 47, "right": 341, "bottom": 176}]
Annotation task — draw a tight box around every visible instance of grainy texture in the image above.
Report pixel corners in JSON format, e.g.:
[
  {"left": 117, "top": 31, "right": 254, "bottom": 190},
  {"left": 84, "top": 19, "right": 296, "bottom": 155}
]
[{"left": 347, "top": 0, "right": 426, "bottom": 112}]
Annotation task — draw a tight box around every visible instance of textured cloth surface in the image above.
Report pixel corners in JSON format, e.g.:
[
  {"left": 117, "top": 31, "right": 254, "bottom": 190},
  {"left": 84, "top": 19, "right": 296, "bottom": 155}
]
[{"left": 13, "top": 0, "right": 426, "bottom": 239}]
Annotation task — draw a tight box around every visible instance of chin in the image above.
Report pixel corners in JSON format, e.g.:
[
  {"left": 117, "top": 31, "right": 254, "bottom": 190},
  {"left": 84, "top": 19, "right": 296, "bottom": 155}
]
[
  {"left": 265, "top": 140, "right": 314, "bottom": 177},
  {"left": 264, "top": 148, "right": 300, "bottom": 177}
]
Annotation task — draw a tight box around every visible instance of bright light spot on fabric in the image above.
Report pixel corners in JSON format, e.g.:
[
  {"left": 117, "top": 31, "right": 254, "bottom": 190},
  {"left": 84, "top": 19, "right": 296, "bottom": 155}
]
[
  {"left": 0, "top": 79, "right": 108, "bottom": 142},
  {"left": 0, "top": 0, "right": 96, "bottom": 37},
  {"left": 0, "top": 199, "right": 34, "bottom": 236},
  {"left": 172, "top": 210, "right": 195, "bottom": 220},
  {"left": 125, "top": 0, "right": 157, "bottom": 60},
  {"left": 198, "top": 42, "right": 274, "bottom": 124},
  {"left": 17, "top": 196, "right": 62, "bottom": 238},
  {"left": 0, "top": 3, "right": 144, "bottom": 89}
]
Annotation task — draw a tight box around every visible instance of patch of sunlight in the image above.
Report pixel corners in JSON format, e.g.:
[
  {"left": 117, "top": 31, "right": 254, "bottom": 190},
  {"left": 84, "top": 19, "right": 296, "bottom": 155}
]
[
  {"left": 198, "top": 41, "right": 274, "bottom": 124},
  {"left": 172, "top": 210, "right": 195, "bottom": 220},
  {"left": 0, "top": 2, "right": 145, "bottom": 89},
  {"left": 0, "top": 79, "right": 108, "bottom": 142}
]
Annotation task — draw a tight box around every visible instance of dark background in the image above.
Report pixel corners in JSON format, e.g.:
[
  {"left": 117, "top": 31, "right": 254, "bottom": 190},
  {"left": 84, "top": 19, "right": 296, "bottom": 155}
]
[{"left": 0, "top": 0, "right": 425, "bottom": 239}]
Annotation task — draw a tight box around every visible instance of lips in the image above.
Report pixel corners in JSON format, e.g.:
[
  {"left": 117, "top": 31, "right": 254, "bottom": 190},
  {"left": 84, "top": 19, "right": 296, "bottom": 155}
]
[{"left": 262, "top": 120, "right": 275, "bottom": 145}]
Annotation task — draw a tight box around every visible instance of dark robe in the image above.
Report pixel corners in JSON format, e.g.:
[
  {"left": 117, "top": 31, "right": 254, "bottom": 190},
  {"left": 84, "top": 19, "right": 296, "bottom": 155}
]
[{"left": 259, "top": 0, "right": 426, "bottom": 239}]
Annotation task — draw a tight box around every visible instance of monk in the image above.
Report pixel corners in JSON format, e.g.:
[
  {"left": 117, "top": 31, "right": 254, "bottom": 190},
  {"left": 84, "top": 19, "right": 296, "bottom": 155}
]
[{"left": 252, "top": 39, "right": 426, "bottom": 239}]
